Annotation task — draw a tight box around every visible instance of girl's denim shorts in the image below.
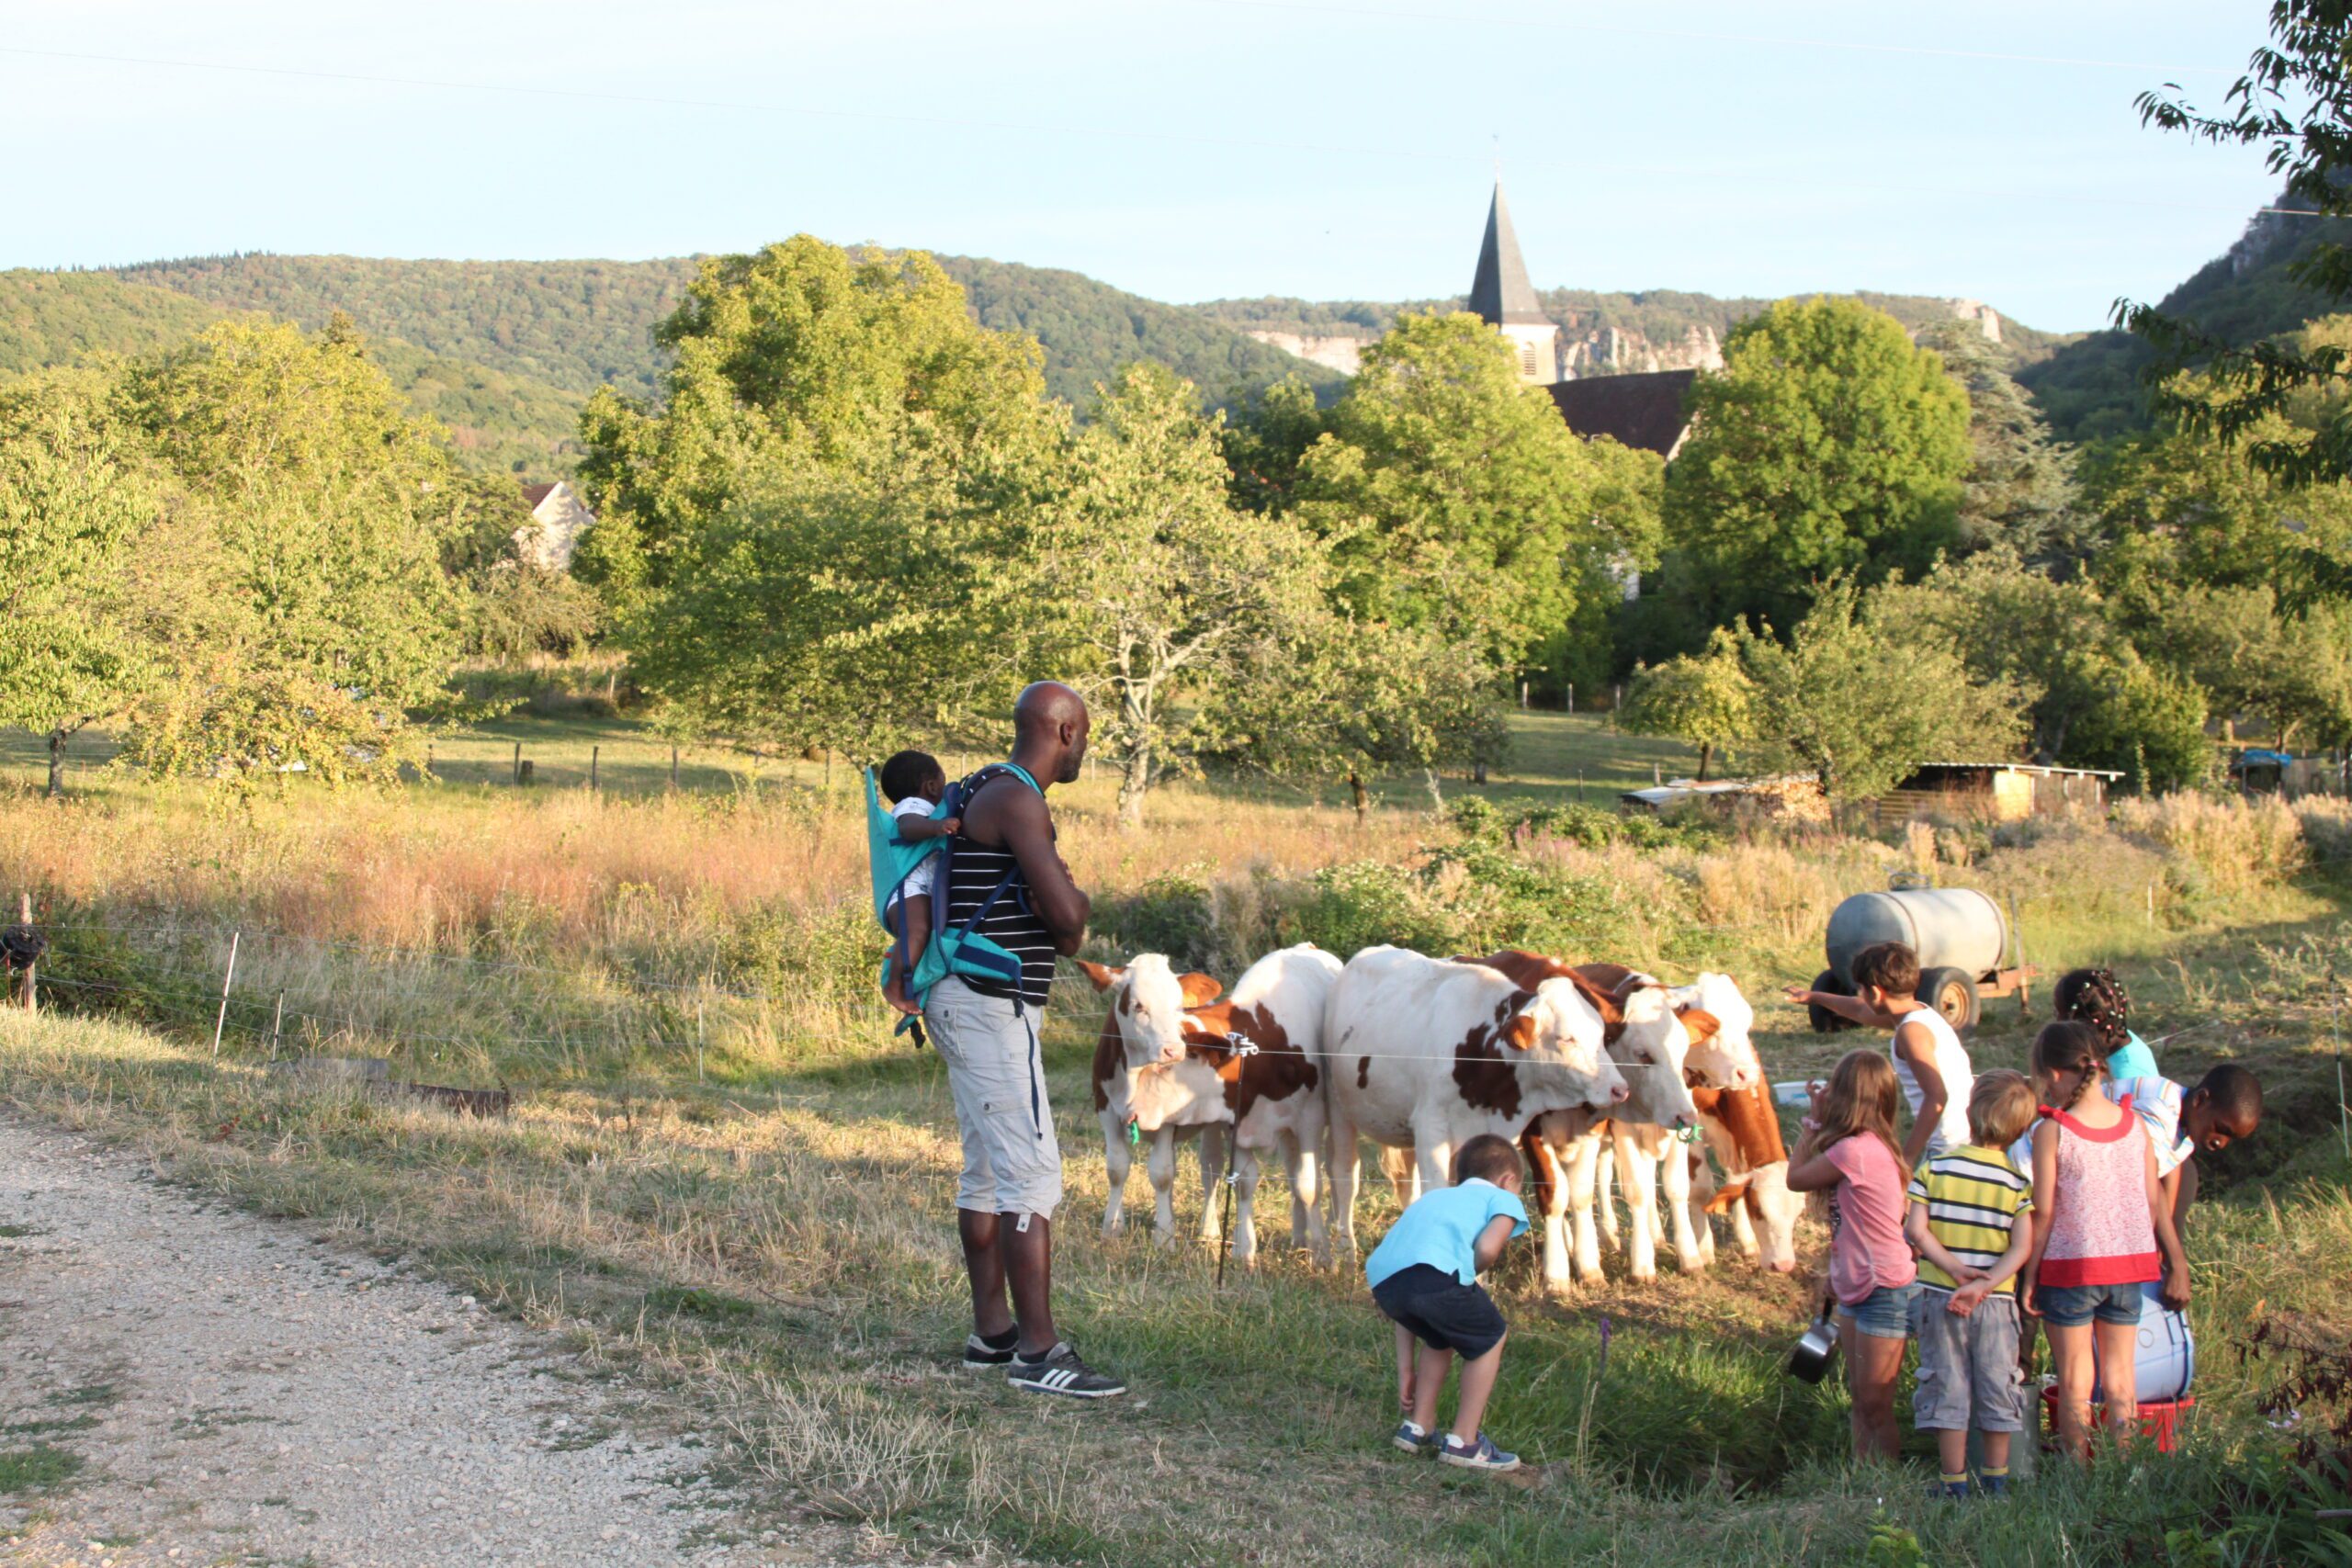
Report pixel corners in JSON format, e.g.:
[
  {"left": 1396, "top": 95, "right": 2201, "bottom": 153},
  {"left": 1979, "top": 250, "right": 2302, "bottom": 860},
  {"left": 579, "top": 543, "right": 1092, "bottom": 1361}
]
[{"left": 1838, "top": 1281, "right": 1920, "bottom": 1340}]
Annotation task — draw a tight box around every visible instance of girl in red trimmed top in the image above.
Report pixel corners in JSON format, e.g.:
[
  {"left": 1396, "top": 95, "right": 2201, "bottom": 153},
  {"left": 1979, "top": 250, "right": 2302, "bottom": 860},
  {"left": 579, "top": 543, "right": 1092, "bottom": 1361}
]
[{"left": 2021, "top": 1021, "right": 2191, "bottom": 1460}]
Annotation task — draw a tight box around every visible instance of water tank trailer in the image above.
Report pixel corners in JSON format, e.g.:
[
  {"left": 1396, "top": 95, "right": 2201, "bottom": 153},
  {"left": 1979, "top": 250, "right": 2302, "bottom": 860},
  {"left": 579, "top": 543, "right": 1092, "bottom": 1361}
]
[{"left": 1808, "top": 878, "right": 2034, "bottom": 1032}]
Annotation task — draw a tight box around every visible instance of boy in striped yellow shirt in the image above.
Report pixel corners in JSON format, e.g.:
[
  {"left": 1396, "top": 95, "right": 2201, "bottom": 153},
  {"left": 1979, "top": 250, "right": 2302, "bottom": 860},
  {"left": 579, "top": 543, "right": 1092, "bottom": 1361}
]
[{"left": 1904, "top": 1071, "right": 2040, "bottom": 1499}]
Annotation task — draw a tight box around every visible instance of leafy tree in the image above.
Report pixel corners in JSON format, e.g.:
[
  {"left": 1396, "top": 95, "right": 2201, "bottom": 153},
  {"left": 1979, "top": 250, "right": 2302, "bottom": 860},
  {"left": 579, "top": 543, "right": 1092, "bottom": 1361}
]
[
  {"left": 0, "top": 373, "right": 161, "bottom": 795},
  {"left": 1620, "top": 649, "right": 1751, "bottom": 781},
  {"left": 606, "top": 238, "right": 1067, "bottom": 758},
  {"left": 1294, "top": 311, "right": 1661, "bottom": 669},
  {"left": 1922, "top": 323, "right": 2089, "bottom": 566},
  {"left": 1876, "top": 552, "right": 2214, "bottom": 787},
  {"left": 1664, "top": 298, "right": 1971, "bottom": 629},
  {"left": 1046, "top": 365, "right": 1324, "bottom": 828},
  {"left": 2120, "top": 0, "right": 2352, "bottom": 483},
  {"left": 2085, "top": 397, "right": 2352, "bottom": 614},
  {"left": 124, "top": 318, "right": 466, "bottom": 784},
  {"left": 1213, "top": 613, "right": 1510, "bottom": 819},
  {"left": 576, "top": 238, "right": 1061, "bottom": 611},
  {"left": 1727, "top": 579, "right": 2028, "bottom": 801},
  {"left": 1218, "top": 372, "right": 1326, "bottom": 515},
  {"left": 2143, "top": 583, "right": 2352, "bottom": 750}
]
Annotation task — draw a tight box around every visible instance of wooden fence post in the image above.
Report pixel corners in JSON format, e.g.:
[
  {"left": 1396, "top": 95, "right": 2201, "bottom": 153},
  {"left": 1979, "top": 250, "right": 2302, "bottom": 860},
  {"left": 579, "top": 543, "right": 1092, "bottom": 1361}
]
[
  {"left": 17, "top": 894, "right": 34, "bottom": 1016},
  {"left": 211, "top": 931, "right": 240, "bottom": 1056},
  {"left": 671, "top": 747, "right": 680, "bottom": 790},
  {"left": 590, "top": 745, "right": 599, "bottom": 793},
  {"left": 270, "top": 990, "right": 285, "bottom": 1060},
  {"left": 512, "top": 742, "right": 522, "bottom": 786}
]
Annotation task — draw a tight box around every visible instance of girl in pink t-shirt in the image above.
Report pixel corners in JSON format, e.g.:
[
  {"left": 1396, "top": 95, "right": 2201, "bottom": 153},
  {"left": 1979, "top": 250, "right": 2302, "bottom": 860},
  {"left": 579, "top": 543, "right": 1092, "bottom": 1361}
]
[
  {"left": 2024, "top": 1021, "right": 2190, "bottom": 1460},
  {"left": 1790, "top": 1049, "right": 1920, "bottom": 1461}
]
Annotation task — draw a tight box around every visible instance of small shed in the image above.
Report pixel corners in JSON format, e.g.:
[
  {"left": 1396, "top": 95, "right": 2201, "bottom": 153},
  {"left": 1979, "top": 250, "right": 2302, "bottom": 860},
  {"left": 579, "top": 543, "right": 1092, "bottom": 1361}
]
[
  {"left": 1871, "top": 762, "right": 2121, "bottom": 827},
  {"left": 2228, "top": 749, "right": 2293, "bottom": 795}
]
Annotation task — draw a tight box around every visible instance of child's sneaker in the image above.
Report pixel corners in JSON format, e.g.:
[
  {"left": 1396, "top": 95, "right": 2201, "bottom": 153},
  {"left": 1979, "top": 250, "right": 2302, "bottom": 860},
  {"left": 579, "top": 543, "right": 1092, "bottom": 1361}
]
[
  {"left": 962, "top": 1328, "right": 1020, "bottom": 1368},
  {"left": 1438, "top": 1431, "right": 1520, "bottom": 1472},
  {"left": 1977, "top": 1472, "right": 2009, "bottom": 1498},
  {"left": 1392, "top": 1418, "right": 1433, "bottom": 1455}
]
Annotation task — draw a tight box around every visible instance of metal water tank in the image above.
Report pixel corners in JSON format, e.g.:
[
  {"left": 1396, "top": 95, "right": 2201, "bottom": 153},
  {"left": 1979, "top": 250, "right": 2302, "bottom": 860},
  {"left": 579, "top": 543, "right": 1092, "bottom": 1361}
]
[{"left": 1824, "top": 885, "right": 2007, "bottom": 987}]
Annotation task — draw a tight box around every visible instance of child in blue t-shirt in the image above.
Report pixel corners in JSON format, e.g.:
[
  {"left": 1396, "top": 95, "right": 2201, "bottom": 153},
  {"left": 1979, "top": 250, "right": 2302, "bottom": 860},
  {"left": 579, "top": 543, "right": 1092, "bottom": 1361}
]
[{"left": 1365, "top": 1134, "right": 1529, "bottom": 1472}]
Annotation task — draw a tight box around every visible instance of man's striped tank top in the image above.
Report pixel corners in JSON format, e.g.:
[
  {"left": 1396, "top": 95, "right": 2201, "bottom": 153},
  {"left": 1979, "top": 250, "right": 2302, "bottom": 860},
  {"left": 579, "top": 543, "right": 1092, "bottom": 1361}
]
[{"left": 943, "top": 769, "right": 1057, "bottom": 1009}]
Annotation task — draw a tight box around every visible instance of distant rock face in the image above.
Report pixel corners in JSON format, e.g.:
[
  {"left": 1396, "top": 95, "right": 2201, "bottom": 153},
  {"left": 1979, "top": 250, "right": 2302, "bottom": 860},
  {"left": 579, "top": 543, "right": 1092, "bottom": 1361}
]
[
  {"left": 1943, "top": 298, "right": 2003, "bottom": 343},
  {"left": 1557, "top": 321, "right": 1724, "bottom": 379},
  {"left": 1241, "top": 330, "right": 1366, "bottom": 376}
]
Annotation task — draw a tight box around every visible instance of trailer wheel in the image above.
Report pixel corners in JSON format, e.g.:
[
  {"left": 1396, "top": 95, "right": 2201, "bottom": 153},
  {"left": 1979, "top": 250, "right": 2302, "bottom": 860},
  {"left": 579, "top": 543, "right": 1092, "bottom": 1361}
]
[
  {"left": 1920, "top": 965, "right": 1981, "bottom": 1032},
  {"left": 1807, "top": 968, "right": 1856, "bottom": 1033}
]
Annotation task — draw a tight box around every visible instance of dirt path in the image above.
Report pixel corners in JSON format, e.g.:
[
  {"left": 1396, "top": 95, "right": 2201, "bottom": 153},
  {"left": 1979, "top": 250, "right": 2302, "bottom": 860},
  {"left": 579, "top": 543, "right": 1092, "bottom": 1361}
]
[{"left": 0, "top": 1113, "right": 857, "bottom": 1568}]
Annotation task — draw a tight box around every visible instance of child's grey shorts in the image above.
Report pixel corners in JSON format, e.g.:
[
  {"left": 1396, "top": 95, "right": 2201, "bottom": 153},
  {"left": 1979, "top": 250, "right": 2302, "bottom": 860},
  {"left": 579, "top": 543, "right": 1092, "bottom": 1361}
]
[
  {"left": 1910, "top": 1287, "right": 2027, "bottom": 1432},
  {"left": 925, "top": 977, "right": 1063, "bottom": 1220}
]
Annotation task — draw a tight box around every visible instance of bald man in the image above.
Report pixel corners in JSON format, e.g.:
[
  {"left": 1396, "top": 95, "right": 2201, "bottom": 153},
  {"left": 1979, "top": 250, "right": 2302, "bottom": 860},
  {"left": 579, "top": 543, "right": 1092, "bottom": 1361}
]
[{"left": 925, "top": 682, "right": 1125, "bottom": 1398}]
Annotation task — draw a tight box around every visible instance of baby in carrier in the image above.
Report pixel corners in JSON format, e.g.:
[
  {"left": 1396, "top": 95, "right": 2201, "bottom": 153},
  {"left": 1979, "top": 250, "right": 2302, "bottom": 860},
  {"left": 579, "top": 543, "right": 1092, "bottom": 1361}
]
[{"left": 877, "top": 750, "right": 960, "bottom": 1016}]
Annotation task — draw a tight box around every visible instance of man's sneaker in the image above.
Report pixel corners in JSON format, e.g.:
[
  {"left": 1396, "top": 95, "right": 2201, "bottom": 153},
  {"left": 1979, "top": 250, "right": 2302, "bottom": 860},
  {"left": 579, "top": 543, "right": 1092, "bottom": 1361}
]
[
  {"left": 1392, "top": 1418, "right": 1434, "bottom": 1455},
  {"left": 962, "top": 1329, "right": 1021, "bottom": 1369},
  {"left": 1006, "top": 1342, "right": 1127, "bottom": 1399},
  {"left": 1438, "top": 1431, "right": 1520, "bottom": 1472}
]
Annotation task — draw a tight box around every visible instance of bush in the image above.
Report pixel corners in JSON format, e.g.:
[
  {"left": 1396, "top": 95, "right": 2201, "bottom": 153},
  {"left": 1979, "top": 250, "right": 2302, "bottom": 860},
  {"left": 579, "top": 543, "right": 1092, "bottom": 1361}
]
[
  {"left": 1092, "top": 869, "right": 1221, "bottom": 972},
  {"left": 720, "top": 898, "right": 879, "bottom": 1007},
  {"left": 2114, "top": 794, "right": 2311, "bottom": 898},
  {"left": 1269, "top": 861, "right": 1464, "bottom": 959}
]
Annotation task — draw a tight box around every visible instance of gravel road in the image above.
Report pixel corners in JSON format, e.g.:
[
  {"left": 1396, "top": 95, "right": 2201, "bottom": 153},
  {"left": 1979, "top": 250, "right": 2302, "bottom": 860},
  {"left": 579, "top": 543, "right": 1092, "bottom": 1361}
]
[{"left": 0, "top": 1113, "right": 858, "bottom": 1568}]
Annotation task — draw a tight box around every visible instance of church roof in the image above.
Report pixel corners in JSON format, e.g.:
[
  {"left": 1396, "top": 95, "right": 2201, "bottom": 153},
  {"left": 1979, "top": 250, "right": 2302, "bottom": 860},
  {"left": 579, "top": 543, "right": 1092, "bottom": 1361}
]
[
  {"left": 1544, "top": 369, "right": 1699, "bottom": 458},
  {"left": 1468, "top": 183, "right": 1552, "bottom": 327}
]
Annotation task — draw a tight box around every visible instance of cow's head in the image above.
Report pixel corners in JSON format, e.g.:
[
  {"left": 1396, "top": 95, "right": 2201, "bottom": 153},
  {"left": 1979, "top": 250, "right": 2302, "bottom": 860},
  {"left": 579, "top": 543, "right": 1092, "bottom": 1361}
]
[
  {"left": 1521, "top": 976, "right": 1628, "bottom": 1111},
  {"left": 1615, "top": 986, "right": 1699, "bottom": 1129},
  {"left": 1079, "top": 955, "right": 1220, "bottom": 1068},
  {"left": 1671, "top": 973, "right": 1760, "bottom": 1093}
]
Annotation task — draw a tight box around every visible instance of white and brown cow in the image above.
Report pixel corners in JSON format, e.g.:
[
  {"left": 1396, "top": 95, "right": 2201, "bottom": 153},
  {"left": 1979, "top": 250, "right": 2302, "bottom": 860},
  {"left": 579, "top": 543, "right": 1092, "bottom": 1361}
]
[
  {"left": 1324, "top": 946, "right": 1626, "bottom": 1255},
  {"left": 1084, "top": 955, "right": 1227, "bottom": 1244},
  {"left": 1555, "top": 963, "right": 1799, "bottom": 1280},
  {"left": 1465, "top": 952, "right": 1704, "bottom": 1288},
  {"left": 1129, "top": 943, "right": 1342, "bottom": 1266}
]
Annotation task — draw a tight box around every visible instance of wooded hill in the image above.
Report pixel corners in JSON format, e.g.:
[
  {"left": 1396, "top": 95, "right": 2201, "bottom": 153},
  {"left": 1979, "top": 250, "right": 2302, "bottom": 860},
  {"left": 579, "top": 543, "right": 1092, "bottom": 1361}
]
[{"left": 2018, "top": 197, "right": 2352, "bottom": 441}]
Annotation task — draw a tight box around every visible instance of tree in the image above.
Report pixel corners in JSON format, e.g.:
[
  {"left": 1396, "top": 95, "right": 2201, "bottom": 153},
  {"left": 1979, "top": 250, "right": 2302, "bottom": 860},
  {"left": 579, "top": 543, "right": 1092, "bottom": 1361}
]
[
  {"left": 1212, "top": 612, "right": 1510, "bottom": 819},
  {"left": 0, "top": 373, "right": 160, "bottom": 795},
  {"left": 607, "top": 239, "right": 1067, "bottom": 759},
  {"left": 1619, "top": 649, "right": 1751, "bottom": 781},
  {"left": 1218, "top": 372, "right": 1326, "bottom": 516},
  {"left": 2121, "top": 1, "right": 2352, "bottom": 484},
  {"left": 576, "top": 238, "right": 1061, "bottom": 609},
  {"left": 124, "top": 319, "right": 465, "bottom": 785},
  {"left": 1922, "top": 323, "right": 2089, "bottom": 567},
  {"left": 1294, "top": 311, "right": 1661, "bottom": 669},
  {"left": 1727, "top": 579, "right": 2028, "bottom": 801},
  {"left": 1664, "top": 298, "right": 1971, "bottom": 629},
  {"left": 1046, "top": 365, "right": 1324, "bottom": 828},
  {"left": 2144, "top": 583, "right": 2352, "bottom": 750}
]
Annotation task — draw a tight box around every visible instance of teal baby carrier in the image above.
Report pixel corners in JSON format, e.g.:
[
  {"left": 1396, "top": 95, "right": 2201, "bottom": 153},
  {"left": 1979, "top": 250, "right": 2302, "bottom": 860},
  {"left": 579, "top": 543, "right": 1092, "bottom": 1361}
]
[{"left": 865, "top": 761, "right": 1044, "bottom": 1039}]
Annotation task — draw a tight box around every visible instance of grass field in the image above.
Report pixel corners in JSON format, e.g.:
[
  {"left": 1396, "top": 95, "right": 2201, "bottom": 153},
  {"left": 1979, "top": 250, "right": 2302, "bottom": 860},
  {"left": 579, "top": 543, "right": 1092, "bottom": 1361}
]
[{"left": 2, "top": 708, "right": 2349, "bottom": 1564}]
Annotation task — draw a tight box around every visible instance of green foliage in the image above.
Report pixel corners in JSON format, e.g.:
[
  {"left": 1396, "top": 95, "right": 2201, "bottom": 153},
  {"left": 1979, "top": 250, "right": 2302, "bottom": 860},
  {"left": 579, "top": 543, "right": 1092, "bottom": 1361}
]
[
  {"left": 2143, "top": 582, "right": 2352, "bottom": 750},
  {"left": 116, "top": 319, "right": 469, "bottom": 784},
  {"left": 465, "top": 566, "right": 602, "bottom": 661},
  {"left": 2117, "top": 3, "right": 2352, "bottom": 483},
  {"left": 1619, "top": 649, "right": 1752, "bottom": 780},
  {"left": 603, "top": 237, "right": 1064, "bottom": 756},
  {"left": 1092, "top": 869, "right": 1221, "bottom": 973},
  {"left": 1449, "top": 795, "right": 1712, "bottom": 851},
  {"left": 1270, "top": 861, "right": 1464, "bottom": 957},
  {"left": 1663, "top": 298, "right": 1972, "bottom": 630},
  {"left": 0, "top": 373, "right": 161, "bottom": 772},
  {"left": 1296, "top": 311, "right": 1662, "bottom": 667},
  {"left": 1727, "top": 579, "right": 2028, "bottom": 800},
  {"left": 1923, "top": 322, "right": 2089, "bottom": 565},
  {"left": 1048, "top": 363, "right": 1326, "bottom": 826}
]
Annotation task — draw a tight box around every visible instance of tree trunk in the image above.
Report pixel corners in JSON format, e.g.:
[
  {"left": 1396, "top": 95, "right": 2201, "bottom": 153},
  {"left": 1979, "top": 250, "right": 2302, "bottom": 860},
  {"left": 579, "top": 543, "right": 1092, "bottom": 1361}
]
[
  {"left": 1472, "top": 760, "right": 1488, "bottom": 784},
  {"left": 1423, "top": 767, "right": 1444, "bottom": 816},
  {"left": 1116, "top": 741, "right": 1150, "bottom": 830},
  {"left": 1349, "top": 771, "right": 1368, "bottom": 826},
  {"left": 46, "top": 729, "right": 65, "bottom": 798},
  {"left": 1696, "top": 742, "right": 1712, "bottom": 784}
]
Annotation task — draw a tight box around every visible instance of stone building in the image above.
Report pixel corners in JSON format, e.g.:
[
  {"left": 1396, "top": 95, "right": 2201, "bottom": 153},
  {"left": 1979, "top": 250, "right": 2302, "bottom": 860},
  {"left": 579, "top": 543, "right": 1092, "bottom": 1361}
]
[{"left": 515, "top": 480, "right": 595, "bottom": 571}]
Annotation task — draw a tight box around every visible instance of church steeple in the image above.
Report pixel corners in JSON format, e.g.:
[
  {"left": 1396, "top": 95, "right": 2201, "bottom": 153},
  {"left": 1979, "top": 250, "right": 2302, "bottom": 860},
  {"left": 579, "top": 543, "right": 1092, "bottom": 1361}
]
[{"left": 1467, "top": 181, "right": 1560, "bottom": 384}]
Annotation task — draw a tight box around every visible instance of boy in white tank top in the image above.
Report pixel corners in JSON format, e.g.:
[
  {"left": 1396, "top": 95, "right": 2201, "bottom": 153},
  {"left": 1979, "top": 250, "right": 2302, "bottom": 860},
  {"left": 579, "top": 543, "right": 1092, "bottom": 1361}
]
[{"left": 1786, "top": 942, "right": 1974, "bottom": 1163}]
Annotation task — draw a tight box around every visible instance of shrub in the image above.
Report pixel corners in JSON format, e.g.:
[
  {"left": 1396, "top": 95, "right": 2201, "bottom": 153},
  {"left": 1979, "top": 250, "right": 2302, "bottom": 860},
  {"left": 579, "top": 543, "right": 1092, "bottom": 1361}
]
[
  {"left": 2296, "top": 795, "right": 2352, "bottom": 865},
  {"left": 2114, "top": 794, "right": 2311, "bottom": 898},
  {"left": 720, "top": 897, "right": 879, "bottom": 1007},
  {"left": 1092, "top": 869, "right": 1222, "bottom": 972},
  {"left": 1269, "top": 860, "right": 1463, "bottom": 959}
]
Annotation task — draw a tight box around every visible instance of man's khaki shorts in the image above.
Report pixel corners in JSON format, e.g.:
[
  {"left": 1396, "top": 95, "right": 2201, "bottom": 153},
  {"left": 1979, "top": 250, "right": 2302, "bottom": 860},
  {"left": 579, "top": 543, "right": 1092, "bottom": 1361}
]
[{"left": 925, "top": 977, "right": 1062, "bottom": 1220}]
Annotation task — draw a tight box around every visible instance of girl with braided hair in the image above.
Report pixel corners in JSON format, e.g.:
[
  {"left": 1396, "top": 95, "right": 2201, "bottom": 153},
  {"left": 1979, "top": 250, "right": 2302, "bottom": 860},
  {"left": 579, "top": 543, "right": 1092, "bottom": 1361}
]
[{"left": 2053, "top": 967, "right": 2159, "bottom": 1082}]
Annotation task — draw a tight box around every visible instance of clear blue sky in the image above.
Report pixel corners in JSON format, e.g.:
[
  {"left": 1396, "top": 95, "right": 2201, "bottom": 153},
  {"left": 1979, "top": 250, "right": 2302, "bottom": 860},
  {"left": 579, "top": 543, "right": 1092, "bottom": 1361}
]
[{"left": 0, "top": 0, "right": 2291, "bottom": 331}]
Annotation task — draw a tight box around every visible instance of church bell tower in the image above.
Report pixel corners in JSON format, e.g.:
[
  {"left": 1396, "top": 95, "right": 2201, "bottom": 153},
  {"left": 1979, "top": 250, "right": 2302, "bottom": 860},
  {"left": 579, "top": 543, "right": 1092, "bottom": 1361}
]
[{"left": 1468, "top": 182, "right": 1560, "bottom": 385}]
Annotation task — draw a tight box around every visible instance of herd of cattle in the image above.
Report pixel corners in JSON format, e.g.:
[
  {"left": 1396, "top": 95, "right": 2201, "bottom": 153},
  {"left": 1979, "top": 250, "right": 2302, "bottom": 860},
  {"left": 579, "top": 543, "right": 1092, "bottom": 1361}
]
[{"left": 1080, "top": 942, "right": 1804, "bottom": 1292}]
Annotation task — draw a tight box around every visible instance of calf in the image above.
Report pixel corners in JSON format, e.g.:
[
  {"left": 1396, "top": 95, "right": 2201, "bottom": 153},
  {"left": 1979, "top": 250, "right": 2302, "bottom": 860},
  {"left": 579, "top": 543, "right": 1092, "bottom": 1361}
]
[
  {"left": 1083, "top": 955, "right": 1227, "bottom": 1245},
  {"left": 1133, "top": 943, "right": 1343, "bottom": 1266},
  {"left": 1324, "top": 946, "right": 1625, "bottom": 1255}
]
